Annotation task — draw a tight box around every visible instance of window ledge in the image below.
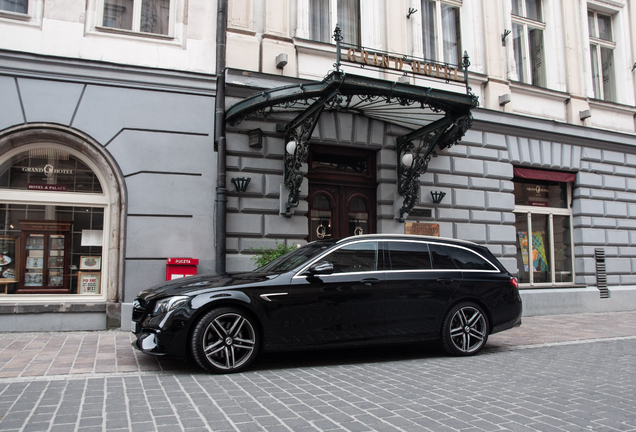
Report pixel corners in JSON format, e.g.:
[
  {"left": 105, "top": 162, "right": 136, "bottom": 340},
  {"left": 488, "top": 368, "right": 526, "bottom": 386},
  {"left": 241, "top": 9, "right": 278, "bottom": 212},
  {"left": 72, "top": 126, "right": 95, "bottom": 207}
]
[
  {"left": 0, "top": 302, "right": 107, "bottom": 314},
  {"left": 0, "top": 10, "right": 30, "bottom": 21},
  {"left": 588, "top": 98, "right": 636, "bottom": 113},
  {"left": 294, "top": 37, "right": 338, "bottom": 55},
  {"left": 509, "top": 81, "right": 570, "bottom": 103},
  {"left": 519, "top": 284, "right": 586, "bottom": 290},
  {"left": 94, "top": 25, "right": 174, "bottom": 41}
]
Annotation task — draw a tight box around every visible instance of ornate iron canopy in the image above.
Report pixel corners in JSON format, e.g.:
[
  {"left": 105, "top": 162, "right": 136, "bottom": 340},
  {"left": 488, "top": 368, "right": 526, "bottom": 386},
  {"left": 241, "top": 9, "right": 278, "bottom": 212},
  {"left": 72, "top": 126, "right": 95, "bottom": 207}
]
[{"left": 226, "top": 49, "right": 478, "bottom": 220}]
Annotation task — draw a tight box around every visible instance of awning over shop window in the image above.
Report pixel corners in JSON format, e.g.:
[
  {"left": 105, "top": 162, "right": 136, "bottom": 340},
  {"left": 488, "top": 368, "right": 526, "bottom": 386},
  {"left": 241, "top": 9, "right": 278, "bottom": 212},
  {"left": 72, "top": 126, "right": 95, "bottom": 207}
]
[{"left": 513, "top": 167, "right": 576, "bottom": 183}]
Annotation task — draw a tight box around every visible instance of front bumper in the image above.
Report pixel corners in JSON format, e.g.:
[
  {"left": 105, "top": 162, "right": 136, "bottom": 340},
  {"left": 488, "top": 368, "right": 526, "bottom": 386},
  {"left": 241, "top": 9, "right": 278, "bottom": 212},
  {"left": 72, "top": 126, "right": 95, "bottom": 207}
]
[{"left": 131, "top": 331, "right": 168, "bottom": 356}]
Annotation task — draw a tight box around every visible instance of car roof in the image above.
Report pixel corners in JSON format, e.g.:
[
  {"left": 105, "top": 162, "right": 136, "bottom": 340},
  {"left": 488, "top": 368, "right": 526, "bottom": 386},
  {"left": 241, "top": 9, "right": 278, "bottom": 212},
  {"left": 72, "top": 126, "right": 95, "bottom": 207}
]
[{"left": 335, "top": 234, "right": 479, "bottom": 246}]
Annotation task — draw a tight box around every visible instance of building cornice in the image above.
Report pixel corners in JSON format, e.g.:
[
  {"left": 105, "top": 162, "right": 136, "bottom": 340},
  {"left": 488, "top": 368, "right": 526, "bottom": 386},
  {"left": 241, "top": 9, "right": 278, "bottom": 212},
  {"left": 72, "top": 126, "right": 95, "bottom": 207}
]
[{"left": 0, "top": 49, "right": 216, "bottom": 96}]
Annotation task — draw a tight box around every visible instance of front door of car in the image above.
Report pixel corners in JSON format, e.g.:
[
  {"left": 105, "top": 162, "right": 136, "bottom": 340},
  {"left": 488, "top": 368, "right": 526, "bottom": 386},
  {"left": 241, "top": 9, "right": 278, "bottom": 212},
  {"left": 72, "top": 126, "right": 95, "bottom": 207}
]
[
  {"left": 288, "top": 241, "right": 385, "bottom": 345},
  {"left": 383, "top": 241, "right": 462, "bottom": 337}
]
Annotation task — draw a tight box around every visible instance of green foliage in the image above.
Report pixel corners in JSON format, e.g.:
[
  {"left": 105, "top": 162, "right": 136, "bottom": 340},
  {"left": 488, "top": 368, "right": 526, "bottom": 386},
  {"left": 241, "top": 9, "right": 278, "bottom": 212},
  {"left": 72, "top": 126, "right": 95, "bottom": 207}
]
[{"left": 250, "top": 241, "right": 297, "bottom": 268}]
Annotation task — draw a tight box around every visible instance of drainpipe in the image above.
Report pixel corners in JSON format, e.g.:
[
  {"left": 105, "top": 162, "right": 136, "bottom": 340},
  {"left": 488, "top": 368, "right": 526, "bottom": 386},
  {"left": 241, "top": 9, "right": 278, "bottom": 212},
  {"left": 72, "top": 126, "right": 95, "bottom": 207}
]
[{"left": 215, "top": 0, "right": 228, "bottom": 275}]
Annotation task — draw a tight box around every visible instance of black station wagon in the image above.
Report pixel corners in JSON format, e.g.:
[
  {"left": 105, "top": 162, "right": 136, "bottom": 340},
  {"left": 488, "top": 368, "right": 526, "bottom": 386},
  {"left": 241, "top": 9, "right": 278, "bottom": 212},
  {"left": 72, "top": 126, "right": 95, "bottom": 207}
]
[{"left": 132, "top": 235, "right": 522, "bottom": 373}]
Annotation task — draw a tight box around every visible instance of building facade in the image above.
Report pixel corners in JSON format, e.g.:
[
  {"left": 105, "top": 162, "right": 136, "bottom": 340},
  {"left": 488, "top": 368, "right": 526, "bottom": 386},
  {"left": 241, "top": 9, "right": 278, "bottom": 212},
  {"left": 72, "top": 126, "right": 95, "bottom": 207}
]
[
  {"left": 221, "top": 0, "right": 636, "bottom": 314},
  {"left": 0, "top": 0, "right": 218, "bottom": 330},
  {"left": 1, "top": 0, "right": 636, "bottom": 332}
]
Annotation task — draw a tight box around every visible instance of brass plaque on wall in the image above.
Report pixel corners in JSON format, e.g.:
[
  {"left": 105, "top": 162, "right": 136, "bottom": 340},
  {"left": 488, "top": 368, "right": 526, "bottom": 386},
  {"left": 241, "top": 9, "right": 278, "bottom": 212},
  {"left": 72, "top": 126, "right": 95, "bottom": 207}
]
[{"left": 405, "top": 222, "right": 440, "bottom": 237}]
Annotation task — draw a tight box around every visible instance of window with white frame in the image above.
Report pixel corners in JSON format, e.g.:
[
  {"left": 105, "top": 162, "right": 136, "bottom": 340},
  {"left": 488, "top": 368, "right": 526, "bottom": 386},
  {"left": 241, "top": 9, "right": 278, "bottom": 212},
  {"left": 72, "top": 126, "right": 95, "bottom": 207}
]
[
  {"left": 0, "top": 0, "right": 27, "bottom": 14},
  {"left": 511, "top": 0, "right": 545, "bottom": 87},
  {"left": 308, "top": 0, "right": 360, "bottom": 46},
  {"left": 100, "top": 0, "right": 172, "bottom": 36},
  {"left": 513, "top": 170, "right": 575, "bottom": 287},
  {"left": 588, "top": 10, "right": 616, "bottom": 102},
  {"left": 420, "top": 0, "right": 462, "bottom": 66}
]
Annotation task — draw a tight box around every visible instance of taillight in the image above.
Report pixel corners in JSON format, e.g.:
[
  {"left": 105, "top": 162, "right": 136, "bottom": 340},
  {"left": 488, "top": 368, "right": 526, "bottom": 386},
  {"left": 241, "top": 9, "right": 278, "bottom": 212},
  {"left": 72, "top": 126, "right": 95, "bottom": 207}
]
[{"left": 510, "top": 277, "right": 519, "bottom": 289}]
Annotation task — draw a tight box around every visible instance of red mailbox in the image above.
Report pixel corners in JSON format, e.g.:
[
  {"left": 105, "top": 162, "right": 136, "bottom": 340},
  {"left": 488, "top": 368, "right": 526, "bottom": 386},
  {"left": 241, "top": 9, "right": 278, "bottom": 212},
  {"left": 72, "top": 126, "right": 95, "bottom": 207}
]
[{"left": 166, "top": 258, "right": 199, "bottom": 281}]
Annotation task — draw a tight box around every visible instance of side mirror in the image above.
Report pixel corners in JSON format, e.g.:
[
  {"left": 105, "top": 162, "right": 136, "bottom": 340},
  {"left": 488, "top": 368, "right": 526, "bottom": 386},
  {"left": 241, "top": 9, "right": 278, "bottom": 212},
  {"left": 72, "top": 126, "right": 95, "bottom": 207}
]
[{"left": 306, "top": 261, "right": 334, "bottom": 275}]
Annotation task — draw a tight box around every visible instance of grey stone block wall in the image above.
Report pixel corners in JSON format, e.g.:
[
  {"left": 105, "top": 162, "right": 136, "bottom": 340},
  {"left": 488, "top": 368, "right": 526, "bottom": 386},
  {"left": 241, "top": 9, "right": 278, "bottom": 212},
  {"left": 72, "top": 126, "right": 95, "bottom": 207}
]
[
  {"left": 224, "top": 101, "right": 636, "bottom": 292},
  {"left": 507, "top": 134, "right": 636, "bottom": 287}
]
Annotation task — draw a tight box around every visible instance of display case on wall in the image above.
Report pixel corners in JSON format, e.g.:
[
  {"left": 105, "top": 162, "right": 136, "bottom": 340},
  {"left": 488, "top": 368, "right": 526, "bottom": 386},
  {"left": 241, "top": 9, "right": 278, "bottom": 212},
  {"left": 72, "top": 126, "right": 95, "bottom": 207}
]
[
  {"left": 18, "top": 220, "right": 72, "bottom": 294},
  {"left": 0, "top": 236, "right": 20, "bottom": 294}
]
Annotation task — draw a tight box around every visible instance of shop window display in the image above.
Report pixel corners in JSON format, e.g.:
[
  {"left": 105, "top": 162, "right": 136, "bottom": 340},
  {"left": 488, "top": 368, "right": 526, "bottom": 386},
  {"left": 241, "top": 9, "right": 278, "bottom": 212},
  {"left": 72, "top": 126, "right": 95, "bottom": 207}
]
[
  {"left": 513, "top": 173, "right": 574, "bottom": 286},
  {"left": 0, "top": 149, "right": 105, "bottom": 295}
]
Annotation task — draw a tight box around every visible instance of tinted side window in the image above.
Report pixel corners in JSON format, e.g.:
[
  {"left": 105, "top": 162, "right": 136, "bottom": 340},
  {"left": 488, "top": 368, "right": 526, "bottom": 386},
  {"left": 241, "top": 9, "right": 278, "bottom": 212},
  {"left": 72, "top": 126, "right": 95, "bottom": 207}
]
[
  {"left": 387, "top": 241, "right": 432, "bottom": 270},
  {"left": 324, "top": 242, "right": 377, "bottom": 273},
  {"left": 447, "top": 246, "right": 496, "bottom": 271},
  {"left": 429, "top": 244, "right": 457, "bottom": 269}
]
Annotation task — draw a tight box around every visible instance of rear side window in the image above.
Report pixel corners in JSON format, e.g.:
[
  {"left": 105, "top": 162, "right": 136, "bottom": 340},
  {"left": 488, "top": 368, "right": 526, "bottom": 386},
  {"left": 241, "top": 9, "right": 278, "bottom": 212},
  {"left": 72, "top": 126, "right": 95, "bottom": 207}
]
[
  {"left": 387, "top": 241, "right": 432, "bottom": 270},
  {"left": 429, "top": 244, "right": 458, "bottom": 269},
  {"left": 446, "top": 246, "right": 496, "bottom": 271},
  {"left": 324, "top": 242, "right": 378, "bottom": 273}
]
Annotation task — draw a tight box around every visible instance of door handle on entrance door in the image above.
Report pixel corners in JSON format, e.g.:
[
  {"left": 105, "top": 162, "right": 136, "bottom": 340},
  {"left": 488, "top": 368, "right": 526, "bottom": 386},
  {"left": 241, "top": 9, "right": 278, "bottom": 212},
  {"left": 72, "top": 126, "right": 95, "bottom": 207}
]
[
  {"left": 436, "top": 278, "right": 454, "bottom": 284},
  {"left": 361, "top": 278, "right": 379, "bottom": 286}
]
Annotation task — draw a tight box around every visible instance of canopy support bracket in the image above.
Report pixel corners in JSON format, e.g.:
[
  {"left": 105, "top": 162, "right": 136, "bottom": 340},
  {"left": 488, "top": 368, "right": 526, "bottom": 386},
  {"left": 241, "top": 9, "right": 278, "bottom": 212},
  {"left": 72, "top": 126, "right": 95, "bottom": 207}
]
[
  {"left": 283, "top": 90, "right": 340, "bottom": 217},
  {"left": 396, "top": 113, "right": 473, "bottom": 222}
]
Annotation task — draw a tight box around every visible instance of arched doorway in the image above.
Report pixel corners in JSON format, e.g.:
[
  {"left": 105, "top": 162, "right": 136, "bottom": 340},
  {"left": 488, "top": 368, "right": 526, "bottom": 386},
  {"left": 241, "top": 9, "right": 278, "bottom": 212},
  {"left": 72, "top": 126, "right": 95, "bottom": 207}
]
[
  {"left": 307, "top": 145, "right": 376, "bottom": 242},
  {"left": 0, "top": 125, "right": 125, "bottom": 310}
]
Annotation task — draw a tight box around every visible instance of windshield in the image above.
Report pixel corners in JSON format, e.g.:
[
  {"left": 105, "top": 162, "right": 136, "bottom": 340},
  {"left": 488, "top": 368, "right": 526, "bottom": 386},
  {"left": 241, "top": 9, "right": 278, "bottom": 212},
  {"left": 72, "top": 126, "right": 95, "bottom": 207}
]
[{"left": 256, "top": 241, "right": 335, "bottom": 273}]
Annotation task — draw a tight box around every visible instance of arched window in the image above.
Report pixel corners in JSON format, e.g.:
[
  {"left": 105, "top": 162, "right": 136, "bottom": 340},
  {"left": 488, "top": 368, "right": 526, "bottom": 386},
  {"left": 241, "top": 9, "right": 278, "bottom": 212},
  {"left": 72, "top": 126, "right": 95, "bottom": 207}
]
[{"left": 0, "top": 127, "right": 124, "bottom": 302}]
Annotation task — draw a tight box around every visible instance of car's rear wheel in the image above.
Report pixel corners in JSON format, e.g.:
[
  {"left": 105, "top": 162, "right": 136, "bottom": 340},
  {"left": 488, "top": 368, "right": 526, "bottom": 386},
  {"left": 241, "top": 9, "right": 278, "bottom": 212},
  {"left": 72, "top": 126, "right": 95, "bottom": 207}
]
[
  {"left": 441, "top": 302, "right": 489, "bottom": 356},
  {"left": 191, "top": 307, "right": 259, "bottom": 373}
]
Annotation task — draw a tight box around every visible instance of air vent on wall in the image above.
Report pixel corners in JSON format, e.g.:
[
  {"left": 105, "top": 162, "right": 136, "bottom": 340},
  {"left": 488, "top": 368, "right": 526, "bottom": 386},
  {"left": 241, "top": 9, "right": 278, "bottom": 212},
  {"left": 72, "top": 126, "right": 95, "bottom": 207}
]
[{"left": 594, "top": 248, "right": 609, "bottom": 299}]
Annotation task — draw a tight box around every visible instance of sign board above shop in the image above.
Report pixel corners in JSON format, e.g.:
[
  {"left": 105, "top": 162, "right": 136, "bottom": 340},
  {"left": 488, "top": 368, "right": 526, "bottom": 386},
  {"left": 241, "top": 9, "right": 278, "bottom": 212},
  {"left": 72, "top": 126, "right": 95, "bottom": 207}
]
[{"left": 341, "top": 48, "right": 464, "bottom": 83}]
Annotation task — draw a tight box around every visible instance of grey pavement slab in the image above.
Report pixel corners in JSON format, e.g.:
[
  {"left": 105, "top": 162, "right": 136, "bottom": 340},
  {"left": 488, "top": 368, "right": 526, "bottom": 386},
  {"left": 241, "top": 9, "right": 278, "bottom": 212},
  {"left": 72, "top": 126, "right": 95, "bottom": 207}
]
[{"left": 0, "top": 312, "right": 635, "bottom": 431}]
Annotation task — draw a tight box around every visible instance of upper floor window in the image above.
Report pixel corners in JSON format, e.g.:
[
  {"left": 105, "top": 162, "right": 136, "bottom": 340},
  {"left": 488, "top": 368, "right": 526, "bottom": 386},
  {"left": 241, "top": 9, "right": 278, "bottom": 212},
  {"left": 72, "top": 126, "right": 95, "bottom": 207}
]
[
  {"left": 421, "top": 0, "right": 461, "bottom": 66},
  {"left": 511, "top": 0, "right": 545, "bottom": 87},
  {"left": 588, "top": 10, "right": 616, "bottom": 102},
  {"left": 309, "top": 0, "right": 360, "bottom": 46},
  {"left": 0, "top": 0, "right": 27, "bottom": 14},
  {"left": 101, "top": 0, "right": 171, "bottom": 36}
]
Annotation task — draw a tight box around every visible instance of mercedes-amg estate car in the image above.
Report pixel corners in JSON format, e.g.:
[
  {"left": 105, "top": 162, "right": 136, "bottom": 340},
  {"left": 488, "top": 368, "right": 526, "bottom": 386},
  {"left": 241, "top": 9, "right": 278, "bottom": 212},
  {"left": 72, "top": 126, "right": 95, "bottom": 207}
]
[{"left": 132, "top": 235, "right": 522, "bottom": 373}]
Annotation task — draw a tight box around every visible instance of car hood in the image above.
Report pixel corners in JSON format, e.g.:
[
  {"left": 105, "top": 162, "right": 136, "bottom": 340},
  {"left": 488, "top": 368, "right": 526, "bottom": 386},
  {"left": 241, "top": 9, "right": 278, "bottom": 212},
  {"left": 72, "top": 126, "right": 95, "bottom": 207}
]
[{"left": 137, "top": 272, "right": 284, "bottom": 301}]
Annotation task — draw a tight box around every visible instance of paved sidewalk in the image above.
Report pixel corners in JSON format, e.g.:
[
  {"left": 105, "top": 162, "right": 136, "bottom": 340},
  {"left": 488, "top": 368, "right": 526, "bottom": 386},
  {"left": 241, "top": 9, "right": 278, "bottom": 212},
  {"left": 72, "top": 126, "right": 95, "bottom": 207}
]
[{"left": 0, "top": 311, "right": 634, "bottom": 379}]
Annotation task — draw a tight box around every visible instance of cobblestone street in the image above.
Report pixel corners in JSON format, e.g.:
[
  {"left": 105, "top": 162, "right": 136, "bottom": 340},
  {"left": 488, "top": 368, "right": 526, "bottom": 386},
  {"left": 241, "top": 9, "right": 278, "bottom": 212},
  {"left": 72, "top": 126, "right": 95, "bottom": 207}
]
[{"left": 0, "top": 312, "right": 635, "bottom": 431}]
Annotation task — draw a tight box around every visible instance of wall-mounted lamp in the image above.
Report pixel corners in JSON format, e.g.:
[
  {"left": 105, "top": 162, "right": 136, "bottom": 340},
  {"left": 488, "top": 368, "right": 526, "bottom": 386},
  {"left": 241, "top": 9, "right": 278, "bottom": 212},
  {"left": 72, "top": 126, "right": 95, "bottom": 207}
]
[
  {"left": 398, "top": 74, "right": 410, "bottom": 84},
  {"left": 502, "top": 29, "right": 511, "bottom": 46},
  {"left": 401, "top": 151, "right": 414, "bottom": 167},
  {"left": 276, "top": 53, "right": 288, "bottom": 69},
  {"left": 286, "top": 140, "right": 297, "bottom": 155},
  {"left": 231, "top": 177, "right": 251, "bottom": 192},
  {"left": 407, "top": 7, "right": 418, "bottom": 19},
  {"left": 499, "top": 94, "right": 511, "bottom": 106},
  {"left": 430, "top": 191, "right": 446, "bottom": 204},
  {"left": 580, "top": 109, "right": 592, "bottom": 120}
]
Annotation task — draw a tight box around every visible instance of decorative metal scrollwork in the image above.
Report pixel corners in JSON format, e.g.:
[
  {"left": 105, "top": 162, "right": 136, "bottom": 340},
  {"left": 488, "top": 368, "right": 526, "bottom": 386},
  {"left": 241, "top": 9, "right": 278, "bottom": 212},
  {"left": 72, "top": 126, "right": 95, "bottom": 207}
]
[
  {"left": 284, "top": 115, "right": 321, "bottom": 217},
  {"left": 396, "top": 113, "right": 473, "bottom": 222}
]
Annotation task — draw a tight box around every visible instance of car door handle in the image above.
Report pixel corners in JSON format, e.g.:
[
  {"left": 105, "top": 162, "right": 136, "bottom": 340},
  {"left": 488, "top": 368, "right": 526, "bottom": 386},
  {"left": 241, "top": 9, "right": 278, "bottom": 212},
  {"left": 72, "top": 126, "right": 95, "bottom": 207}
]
[
  {"left": 361, "top": 278, "right": 380, "bottom": 286},
  {"left": 436, "top": 278, "right": 454, "bottom": 285}
]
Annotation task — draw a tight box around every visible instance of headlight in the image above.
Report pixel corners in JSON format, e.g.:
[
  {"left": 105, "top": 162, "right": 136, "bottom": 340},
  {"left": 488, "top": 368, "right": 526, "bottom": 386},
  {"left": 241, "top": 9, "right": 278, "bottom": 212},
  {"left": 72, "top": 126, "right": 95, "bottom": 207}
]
[{"left": 152, "top": 296, "right": 190, "bottom": 316}]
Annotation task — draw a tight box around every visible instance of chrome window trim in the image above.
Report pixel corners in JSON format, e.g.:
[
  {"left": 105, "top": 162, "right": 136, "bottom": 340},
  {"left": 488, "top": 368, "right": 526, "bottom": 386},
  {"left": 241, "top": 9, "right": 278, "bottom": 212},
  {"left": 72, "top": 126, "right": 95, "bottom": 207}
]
[
  {"left": 292, "top": 239, "right": 379, "bottom": 279},
  {"left": 386, "top": 239, "right": 500, "bottom": 272}
]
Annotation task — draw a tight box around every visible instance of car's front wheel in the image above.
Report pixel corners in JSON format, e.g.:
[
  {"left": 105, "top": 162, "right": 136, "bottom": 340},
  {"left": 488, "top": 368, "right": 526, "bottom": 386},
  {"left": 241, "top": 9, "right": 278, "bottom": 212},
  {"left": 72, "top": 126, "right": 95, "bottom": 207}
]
[
  {"left": 191, "top": 307, "right": 259, "bottom": 373},
  {"left": 441, "top": 302, "right": 489, "bottom": 356}
]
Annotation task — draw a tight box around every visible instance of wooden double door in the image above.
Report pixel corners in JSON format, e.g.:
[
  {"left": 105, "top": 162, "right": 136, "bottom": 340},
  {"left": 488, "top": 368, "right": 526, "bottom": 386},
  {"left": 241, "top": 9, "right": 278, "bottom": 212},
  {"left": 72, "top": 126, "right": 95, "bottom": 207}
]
[{"left": 307, "top": 145, "right": 376, "bottom": 242}]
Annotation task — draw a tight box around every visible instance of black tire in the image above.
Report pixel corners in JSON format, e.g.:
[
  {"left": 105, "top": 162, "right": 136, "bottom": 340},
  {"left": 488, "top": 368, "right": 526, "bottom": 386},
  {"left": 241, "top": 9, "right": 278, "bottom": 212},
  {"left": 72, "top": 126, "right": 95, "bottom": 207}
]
[
  {"left": 191, "top": 307, "right": 259, "bottom": 373},
  {"left": 441, "top": 302, "right": 489, "bottom": 356}
]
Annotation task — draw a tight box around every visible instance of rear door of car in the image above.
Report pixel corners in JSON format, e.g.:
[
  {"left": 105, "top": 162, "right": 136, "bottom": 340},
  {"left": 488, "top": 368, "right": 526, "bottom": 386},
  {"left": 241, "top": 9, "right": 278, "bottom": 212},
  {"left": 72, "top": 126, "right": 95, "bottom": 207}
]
[
  {"left": 288, "top": 240, "right": 386, "bottom": 345},
  {"left": 383, "top": 240, "right": 461, "bottom": 337}
]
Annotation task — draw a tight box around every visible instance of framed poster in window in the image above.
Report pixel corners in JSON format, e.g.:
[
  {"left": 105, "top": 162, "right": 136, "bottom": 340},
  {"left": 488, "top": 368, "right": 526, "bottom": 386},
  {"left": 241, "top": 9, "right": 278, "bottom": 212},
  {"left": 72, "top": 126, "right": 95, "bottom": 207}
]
[
  {"left": 80, "top": 256, "right": 101, "bottom": 271},
  {"left": 0, "top": 235, "right": 21, "bottom": 290},
  {"left": 78, "top": 272, "right": 101, "bottom": 295}
]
